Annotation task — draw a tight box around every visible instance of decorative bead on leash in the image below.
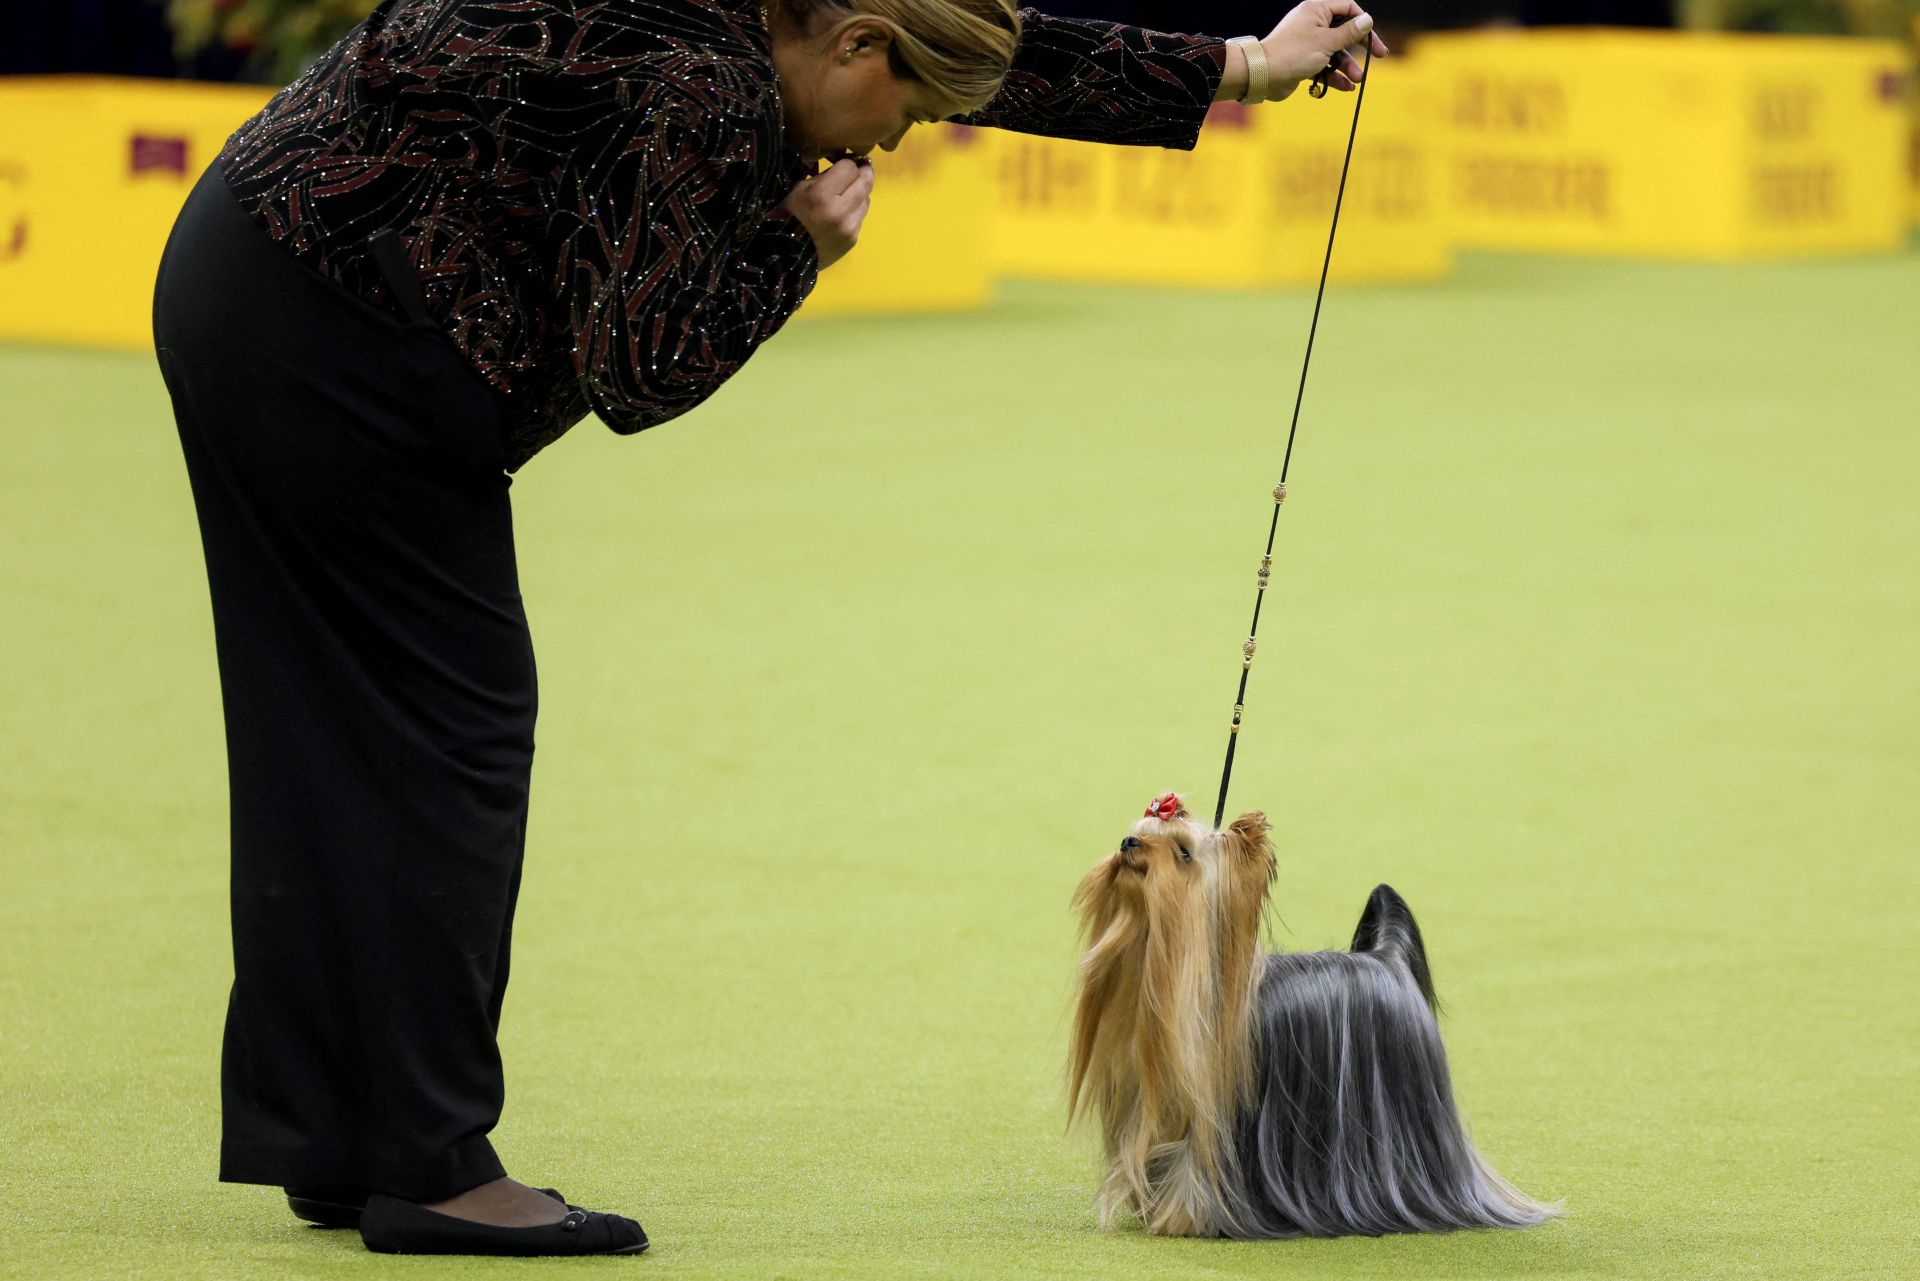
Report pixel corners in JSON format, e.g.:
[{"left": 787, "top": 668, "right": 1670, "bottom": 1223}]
[{"left": 1212, "top": 41, "right": 1373, "bottom": 830}]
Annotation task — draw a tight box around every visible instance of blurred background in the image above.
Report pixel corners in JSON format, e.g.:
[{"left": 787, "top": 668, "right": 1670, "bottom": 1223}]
[
  {"left": 3, "top": 0, "right": 1915, "bottom": 341},
  {"left": 3, "top": 1, "right": 1918, "bottom": 80},
  {"left": 3, "top": 4, "right": 1915, "bottom": 1281}
]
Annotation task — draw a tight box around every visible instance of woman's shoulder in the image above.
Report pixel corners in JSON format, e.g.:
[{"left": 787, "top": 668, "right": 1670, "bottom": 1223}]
[
  {"left": 365, "top": 0, "right": 774, "bottom": 115},
  {"left": 508, "top": 0, "right": 783, "bottom": 134},
  {"left": 489, "top": 0, "right": 776, "bottom": 77}
]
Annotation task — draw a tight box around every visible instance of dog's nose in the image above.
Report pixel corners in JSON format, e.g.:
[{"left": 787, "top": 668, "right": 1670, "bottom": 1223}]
[{"left": 1119, "top": 837, "right": 1143, "bottom": 853}]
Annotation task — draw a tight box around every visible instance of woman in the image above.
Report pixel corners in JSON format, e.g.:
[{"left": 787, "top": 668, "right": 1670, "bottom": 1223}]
[{"left": 154, "top": 0, "right": 1385, "bottom": 1258}]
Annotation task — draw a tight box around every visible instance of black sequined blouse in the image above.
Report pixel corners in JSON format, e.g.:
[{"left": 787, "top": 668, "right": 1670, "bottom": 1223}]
[{"left": 218, "top": 0, "right": 1226, "bottom": 470}]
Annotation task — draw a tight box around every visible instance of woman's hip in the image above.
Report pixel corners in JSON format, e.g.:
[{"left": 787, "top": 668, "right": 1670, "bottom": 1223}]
[{"left": 154, "top": 161, "right": 509, "bottom": 493}]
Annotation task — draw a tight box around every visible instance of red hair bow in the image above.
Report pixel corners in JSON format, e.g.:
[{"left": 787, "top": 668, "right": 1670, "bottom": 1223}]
[{"left": 1144, "top": 792, "right": 1183, "bottom": 821}]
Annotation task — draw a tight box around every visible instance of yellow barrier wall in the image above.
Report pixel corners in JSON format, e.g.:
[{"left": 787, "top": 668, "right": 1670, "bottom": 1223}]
[
  {"left": 0, "top": 77, "right": 272, "bottom": 349},
  {"left": 987, "top": 59, "right": 1451, "bottom": 288},
  {"left": 1912, "top": 16, "right": 1920, "bottom": 223},
  {"left": 0, "top": 78, "right": 992, "bottom": 351},
  {"left": 1417, "top": 30, "right": 1913, "bottom": 259},
  {"left": 1, "top": 38, "right": 1912, "bottom": 355}
]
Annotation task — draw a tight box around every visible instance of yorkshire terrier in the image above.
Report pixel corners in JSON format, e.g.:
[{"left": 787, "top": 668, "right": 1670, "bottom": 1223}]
[{"left": 1068, "top": 792, "right": 1557, "bottom": 1238}]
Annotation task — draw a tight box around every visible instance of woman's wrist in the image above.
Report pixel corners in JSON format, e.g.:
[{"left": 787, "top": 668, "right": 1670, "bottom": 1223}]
[
  {"left": 1214, "top": 37, "right": 1248, "bottom": 103},
  {"left": 1215, "top": 36, "right": 1274, "bottom": 104}
]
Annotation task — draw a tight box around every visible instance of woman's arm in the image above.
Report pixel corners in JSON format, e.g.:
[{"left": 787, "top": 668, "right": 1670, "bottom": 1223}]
[
  {"left": 951, "top": 3, "right": 1386, "bottom": 150},
  {"left": 948, "top": 9, "right": 1226, "bottom": 150},
  {"left": 565, "top": 91, "right": 820, "bottom": 436}
]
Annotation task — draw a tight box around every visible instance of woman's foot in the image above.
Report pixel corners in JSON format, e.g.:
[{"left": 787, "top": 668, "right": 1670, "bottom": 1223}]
[
  {"left": 287, "top": 1181, "right": 569, "bottom": 1229},
  {"left": 359, "top": 1187, "right": 648, "bottom": 1256},
  {"left": 420, "top": 1176, "right": 570, "bottom": 1227}
]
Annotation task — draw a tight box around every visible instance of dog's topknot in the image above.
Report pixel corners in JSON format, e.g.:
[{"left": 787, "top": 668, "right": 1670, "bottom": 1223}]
[{"left": 1143, "top": 791, "right": 1187, "bottom": 821}]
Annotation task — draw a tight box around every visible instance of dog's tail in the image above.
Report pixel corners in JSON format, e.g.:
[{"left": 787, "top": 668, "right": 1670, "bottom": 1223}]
[{"left": 1348, "top": 884, "right": 1436, "bottom": 1010}]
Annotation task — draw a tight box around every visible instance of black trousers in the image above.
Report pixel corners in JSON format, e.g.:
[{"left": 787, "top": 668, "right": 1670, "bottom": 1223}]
[{"left": 154, "top": 162, "right": 536, "bottom": 1201}]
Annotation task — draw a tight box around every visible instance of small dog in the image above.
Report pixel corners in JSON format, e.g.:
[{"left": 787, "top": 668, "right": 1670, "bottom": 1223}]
[{"left": 1068, "top": 792, "right": 1557, "bottom": 1238}]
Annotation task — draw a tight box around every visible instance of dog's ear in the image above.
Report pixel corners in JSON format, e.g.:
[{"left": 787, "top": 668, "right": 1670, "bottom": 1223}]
[
  {"left": 1226, "top": 811, "right": 1276, "bottom": 881},
  {"left": 1350, "top": 883, "right": 1436, "bottom": 1010}
]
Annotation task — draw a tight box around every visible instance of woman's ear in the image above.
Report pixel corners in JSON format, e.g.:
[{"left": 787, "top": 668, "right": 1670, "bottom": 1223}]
[{"left": 839, "top": 19, "right": 894, "bottom": 58}]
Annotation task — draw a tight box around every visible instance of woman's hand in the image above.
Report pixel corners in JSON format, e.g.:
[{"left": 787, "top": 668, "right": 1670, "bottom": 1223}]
[
  {"left": 782, "top": 158, "right": 874, "bottom": 269},
  {"left": 1233, "top": 2, "right": 1390, "bottom": 103}
]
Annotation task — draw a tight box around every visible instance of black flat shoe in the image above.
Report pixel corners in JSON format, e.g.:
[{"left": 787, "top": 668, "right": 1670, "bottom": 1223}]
[
  {"left": 358, "top": 1192, "right": 647, "bottom": 1256},
  {"left": 287, "top": 1184, "right": 569, "bottom": 1229}
]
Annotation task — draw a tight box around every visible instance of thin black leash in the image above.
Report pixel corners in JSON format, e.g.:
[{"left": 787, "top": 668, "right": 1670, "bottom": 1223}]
[{"left": 1212, "top": 42, "right": 1374, "bottom": 830}]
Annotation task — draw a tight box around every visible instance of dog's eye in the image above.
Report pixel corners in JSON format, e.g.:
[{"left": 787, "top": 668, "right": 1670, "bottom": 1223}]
[{"left": 1176, "top": 843, "right": 1193, "bottom": 863}]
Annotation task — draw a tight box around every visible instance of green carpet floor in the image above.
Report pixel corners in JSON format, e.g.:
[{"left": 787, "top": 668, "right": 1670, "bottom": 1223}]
[{"left": 2, "top": 250, "right": 1916, "bottom": 1280}]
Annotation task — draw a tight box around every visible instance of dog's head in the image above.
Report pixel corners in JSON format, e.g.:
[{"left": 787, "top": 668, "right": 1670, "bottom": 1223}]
[{"left": 1074, "top": 793, "right": 1274, "bottom": 941}]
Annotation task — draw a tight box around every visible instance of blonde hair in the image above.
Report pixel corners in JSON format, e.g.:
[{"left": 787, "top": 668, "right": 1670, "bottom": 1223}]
[{"left": 769, "top": 0, "right": 1022, "bottom": 112}]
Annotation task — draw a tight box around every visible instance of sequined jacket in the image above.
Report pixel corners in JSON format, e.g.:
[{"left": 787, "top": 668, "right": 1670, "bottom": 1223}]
[{"left": 218, "top": 0, "right": 1226, "bottom": 471}]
